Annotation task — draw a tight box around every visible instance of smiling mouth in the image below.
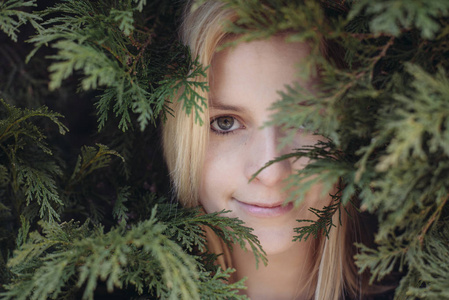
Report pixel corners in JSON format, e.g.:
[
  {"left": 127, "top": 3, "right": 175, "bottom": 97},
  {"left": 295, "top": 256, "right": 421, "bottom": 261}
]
[{"left": 234, "top": 199, "right": 294, "bottom": 217}]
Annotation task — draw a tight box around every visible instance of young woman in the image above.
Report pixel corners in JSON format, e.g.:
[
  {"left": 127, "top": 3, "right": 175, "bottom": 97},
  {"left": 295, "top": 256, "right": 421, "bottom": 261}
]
[{"left": 163, "top": 1, "right": 374, "bottom": 299}]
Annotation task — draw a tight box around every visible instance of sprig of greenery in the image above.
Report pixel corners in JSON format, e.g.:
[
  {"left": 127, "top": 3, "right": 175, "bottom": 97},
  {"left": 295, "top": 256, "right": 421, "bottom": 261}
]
[
  {"left": 26, "top": 0, "right": 208, "bottom": 131},
  {"left": 198, "top": 267, "right": 248, "bottom": 300},
  {"left": 348, "top": 0, "right": 449, "bottom": 39},
  {"left": 112, "top": 186, "right": 130, "bottom": 224},
  {"left": 69, "top": 144, "right": 124, "bottom": 186},
  {"left": 2, "top": 204, "right": 261, "bottom": 299},
  {"left": 0, "top": 99, "right": 67, "bottom": 222},
  {"left": 159, "top": 206, "right": 267, "bottom": 268},
  {"left": 0, "top": 0, "right": 41, "bottom": 42},
  {"left": 293, "top": 192, "right": 343, "bottom": 242},
  {"left": 157, "top": 55, "right": 209, "bottom": 126},
  {"left": 3, "top": 208, "right": 199, "bottom": 300}
]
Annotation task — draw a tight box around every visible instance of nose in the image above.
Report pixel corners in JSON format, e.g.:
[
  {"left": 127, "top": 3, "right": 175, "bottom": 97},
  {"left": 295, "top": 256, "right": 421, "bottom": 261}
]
[{"left": 244, "top": 127, "right": 291, "bottom": 186}]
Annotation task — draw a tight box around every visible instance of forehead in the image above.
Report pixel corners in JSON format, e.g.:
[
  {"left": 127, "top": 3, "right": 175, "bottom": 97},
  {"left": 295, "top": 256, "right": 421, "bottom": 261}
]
[
  {"left": 209, "top": 37, "right": 311, "bottom": 105},
  {"left": 220, "top": 35, "right": 309, "bottom": 59}
]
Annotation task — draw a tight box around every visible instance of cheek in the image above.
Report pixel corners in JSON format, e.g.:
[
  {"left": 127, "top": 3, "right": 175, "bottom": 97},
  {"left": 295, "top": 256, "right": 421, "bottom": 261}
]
[
  {"left": 202, "top": 140, "right": 233, "bottom": 183},
  {"left": 301, "top": 182, "right": 334, "bottom": 216},
  {"left": 201, "top": 135, "right": 247, "bottom": 180},
  {"left": 198, "top": 139, "right": 241, "bottom": 210}
]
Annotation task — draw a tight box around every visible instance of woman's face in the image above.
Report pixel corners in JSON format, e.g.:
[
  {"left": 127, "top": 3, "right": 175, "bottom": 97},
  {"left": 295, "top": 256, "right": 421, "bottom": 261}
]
[{"left": 199, "top": 37, "right": 327, "bottom": 255}]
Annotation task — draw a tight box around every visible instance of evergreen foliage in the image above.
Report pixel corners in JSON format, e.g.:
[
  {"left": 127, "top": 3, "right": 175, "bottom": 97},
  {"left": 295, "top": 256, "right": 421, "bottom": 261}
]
[
  {"left": 26, "top": 0, "right": 208, "bottom": 131},
  {"left": 2, "top": 207, "right": 257, "bottom": 300},
  {"left": 0, "top": 100, "right": 68, "bottom": 222},
  {"left": 1, "top": 0, "right": 449, "bottom": 299},
  {"left": 224, "top": 0, "right": 449, "bottom": 298},
  {"left": 0, "top": 0, "right": 40, "bottom": 42}
]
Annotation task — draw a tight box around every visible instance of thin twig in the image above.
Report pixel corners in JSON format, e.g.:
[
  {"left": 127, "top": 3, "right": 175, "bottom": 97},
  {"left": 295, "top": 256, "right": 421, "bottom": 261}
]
[{"left": 418, "top": 194, "right": 449, "bottom": 245}]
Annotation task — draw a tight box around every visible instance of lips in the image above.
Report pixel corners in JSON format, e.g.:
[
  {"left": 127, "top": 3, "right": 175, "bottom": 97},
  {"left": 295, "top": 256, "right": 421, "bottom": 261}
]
[{"left": 234, "top": 198, "right": 294, "bottom": 217}]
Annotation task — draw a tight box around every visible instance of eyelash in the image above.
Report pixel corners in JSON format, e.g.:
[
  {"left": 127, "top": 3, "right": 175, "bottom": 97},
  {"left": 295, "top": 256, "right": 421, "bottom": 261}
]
[{"left": 210, "top": 115, "right": 243, "bottom": 135}]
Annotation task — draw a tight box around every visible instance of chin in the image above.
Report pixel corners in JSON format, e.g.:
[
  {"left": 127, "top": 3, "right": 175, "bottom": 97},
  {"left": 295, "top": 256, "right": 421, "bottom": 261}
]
[{"left": 252, "top": 226, "right": 300, "bottom": 255}]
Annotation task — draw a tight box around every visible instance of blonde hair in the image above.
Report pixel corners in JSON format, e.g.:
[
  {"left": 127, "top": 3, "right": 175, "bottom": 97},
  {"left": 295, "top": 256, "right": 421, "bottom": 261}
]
[
  {"left": 163, "top": 1, "right": 238, "bottom": 207},
  {"left": 162, "top": 1, "right": 363, "bottom": 299}
]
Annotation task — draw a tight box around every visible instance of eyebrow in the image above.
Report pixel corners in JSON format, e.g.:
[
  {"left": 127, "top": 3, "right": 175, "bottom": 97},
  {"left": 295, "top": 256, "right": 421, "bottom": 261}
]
[{"left": 209, "top": 99, "right": 248, "bottom": 113}]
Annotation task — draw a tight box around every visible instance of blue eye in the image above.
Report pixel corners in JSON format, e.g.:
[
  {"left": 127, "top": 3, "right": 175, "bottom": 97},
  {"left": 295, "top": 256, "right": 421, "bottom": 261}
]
[{"left": 210, "top": 116, "right": 242, "bottom": 134}]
